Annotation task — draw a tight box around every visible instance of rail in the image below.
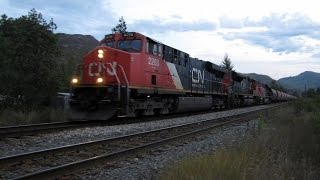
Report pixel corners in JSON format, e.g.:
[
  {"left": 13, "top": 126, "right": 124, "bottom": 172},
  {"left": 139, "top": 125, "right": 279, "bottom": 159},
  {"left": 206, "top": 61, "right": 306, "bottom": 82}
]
[{"left": 0, "top": 121, "right": 100, "bottom": 138}]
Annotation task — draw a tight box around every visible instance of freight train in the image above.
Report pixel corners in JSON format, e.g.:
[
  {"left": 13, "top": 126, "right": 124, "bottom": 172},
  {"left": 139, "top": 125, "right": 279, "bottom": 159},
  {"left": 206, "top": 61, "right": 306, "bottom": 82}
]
[{"left": 68, "top": 32, "right": 295, "bottom": 120}]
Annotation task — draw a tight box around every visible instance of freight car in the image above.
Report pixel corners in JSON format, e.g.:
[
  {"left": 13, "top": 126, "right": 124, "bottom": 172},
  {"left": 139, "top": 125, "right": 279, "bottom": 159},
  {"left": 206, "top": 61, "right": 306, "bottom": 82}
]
[{"left": 68, "top": 32, "right": 294, "bottom": 120}]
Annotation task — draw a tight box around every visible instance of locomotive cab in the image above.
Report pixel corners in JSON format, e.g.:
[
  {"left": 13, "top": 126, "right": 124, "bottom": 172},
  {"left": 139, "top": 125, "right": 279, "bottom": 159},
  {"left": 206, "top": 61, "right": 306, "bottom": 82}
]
[
  {"left": 69, "top": 32, "right": 144, "bottom": 120},
  {"left": 68, "top": 32, "right": 176, "bottom": 120}
]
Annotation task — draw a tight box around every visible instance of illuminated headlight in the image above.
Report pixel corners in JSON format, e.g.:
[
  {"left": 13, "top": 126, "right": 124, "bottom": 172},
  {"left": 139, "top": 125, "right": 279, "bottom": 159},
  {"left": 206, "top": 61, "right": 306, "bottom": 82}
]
[
  {"left": 96, "top": 77, "right": 104, "bottom": 83},
  {"left": 98, "top": 49, "right": 104, "bottom": 59},
  {"left": 71, "top": 78, "right": 79, "bottom": 84}
]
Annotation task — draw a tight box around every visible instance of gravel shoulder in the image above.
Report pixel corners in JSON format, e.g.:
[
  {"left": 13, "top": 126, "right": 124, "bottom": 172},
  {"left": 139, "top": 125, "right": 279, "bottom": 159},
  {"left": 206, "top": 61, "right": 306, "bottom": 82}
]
[{"left": 75, "top": 117, "right": 260, "bottom": 179}]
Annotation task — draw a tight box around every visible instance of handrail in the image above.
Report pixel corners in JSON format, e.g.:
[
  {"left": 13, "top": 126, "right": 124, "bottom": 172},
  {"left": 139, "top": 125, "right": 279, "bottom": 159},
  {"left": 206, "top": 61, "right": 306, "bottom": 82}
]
[
  {"left": 106, "top": 62, "right": 121, "bottom": 100},
  {"left": 118, "top": 64, "right": 129, "bottom": 86}
]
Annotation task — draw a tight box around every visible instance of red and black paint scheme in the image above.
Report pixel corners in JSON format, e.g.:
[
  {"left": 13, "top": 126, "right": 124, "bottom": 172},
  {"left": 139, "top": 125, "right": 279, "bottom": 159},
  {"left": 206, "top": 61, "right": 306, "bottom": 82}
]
[{"left": 69, "top": 32, "right": 295, "bottom": 120}]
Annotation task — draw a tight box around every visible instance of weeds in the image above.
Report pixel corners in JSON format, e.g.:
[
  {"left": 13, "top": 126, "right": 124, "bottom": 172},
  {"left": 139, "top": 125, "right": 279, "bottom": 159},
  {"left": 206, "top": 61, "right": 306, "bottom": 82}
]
[
  {"left": 257, "top": 115, "right": 265, "bottom": 131},
  {"left": 0, "top": 108, "right": 67, "bottom": 126},
  {"left": 160, "top": 97, "right": 320, "bottom": 180}
]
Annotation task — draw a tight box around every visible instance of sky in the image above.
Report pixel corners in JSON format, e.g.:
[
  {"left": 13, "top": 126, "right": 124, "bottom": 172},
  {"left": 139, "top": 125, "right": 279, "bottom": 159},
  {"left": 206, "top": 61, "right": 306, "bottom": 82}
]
[{"left": 1, "top": 0, "right": 320, "bottom": 79}]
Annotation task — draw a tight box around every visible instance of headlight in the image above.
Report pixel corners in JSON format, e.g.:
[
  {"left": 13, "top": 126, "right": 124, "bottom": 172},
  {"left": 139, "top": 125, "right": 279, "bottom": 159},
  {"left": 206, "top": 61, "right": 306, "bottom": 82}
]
[
  {"left": 71, "top": 78, "right": 79, "bottom": 84},
  {"left": 98, "top": 49, "right": 104, "bottom": 59},
  {"left": 96, "top": 77, "right": 104, "bottom": 83}
]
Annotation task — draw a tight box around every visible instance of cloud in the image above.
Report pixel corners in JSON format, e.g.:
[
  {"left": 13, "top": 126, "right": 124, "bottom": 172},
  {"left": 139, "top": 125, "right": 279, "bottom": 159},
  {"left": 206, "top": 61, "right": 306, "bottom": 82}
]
[
  {"left": 311, "top": 52, "right": 320, "bottom": 58},
  {"left": 130, "top": 18, "right": 216, "bottom": 34},
  {"left": 1, "top": 0, "right": 319, "bottom": 79},
  {"left": 219, "top": 13, "right": 320, "bottom": 54},
  {"left": 1, "top": 0, "right": 118, "bottom": 40},
  {"left": 219, "top": 16, "right": 243, "bottom": 28}
]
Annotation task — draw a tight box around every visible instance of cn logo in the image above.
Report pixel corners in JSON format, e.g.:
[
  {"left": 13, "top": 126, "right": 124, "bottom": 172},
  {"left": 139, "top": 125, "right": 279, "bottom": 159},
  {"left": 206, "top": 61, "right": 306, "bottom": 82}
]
[
  {"left": 88, "top": 62, "right": 102, "bottom": 77},
  {"left": 88, "top": 62, "right": 117, "bottom": 76},
  {"left": 192, "top": 68, "right": 204, "bottom": 84}
]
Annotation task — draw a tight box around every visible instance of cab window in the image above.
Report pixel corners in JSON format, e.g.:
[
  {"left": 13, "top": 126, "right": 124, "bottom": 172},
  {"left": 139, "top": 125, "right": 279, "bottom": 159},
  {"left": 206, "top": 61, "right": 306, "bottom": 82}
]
[
  {"left": 146, "top": 39, "right": 162, "bottom": 56},
  {"left": 101, "top": 41, "right": 115, "bottom": 47},
  {"left": 117, "top": 39, "right": 142, "bottom": 52}
]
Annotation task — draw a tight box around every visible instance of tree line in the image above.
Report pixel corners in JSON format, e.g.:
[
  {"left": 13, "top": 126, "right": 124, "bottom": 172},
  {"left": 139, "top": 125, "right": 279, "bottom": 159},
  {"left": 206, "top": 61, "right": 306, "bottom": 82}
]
[{"left": 0, "top": 9, "right": 61, "bottom": 111}]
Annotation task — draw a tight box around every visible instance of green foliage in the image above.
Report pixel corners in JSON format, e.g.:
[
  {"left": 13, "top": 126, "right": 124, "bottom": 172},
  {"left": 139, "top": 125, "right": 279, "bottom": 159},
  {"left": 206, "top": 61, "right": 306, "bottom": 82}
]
[
  {"left": 221, "top": 53, "right": 234, "bottom": 71},
  {"left": 111, "top": 16, "right": 127, "bottom": 34},
  {"left": 305, "top": 88, "right": 317, "bottom": 97},
  {"left": 312, "top": 112, "right": 320, "bottom": 135},
  {"left": 293, "top": 95, "right": 320, "bottom": 114},
  {"left": 257, "top": 115, "right": 265, "bottom": 130},
  {"left": 270, "top": 80, "right": 287, "bottom": 92},
  {"left": 60, "top": 57, "right": 77, "bottom": 91},
  {"left": 0, "top": 9, "right": 61, "bottom": 110}
]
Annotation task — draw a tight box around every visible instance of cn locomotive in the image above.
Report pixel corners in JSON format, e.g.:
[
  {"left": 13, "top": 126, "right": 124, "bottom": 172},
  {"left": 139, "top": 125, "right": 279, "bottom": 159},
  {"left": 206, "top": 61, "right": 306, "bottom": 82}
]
[{"left": 68, "top": 32, "right": 295, "bottom": 120}]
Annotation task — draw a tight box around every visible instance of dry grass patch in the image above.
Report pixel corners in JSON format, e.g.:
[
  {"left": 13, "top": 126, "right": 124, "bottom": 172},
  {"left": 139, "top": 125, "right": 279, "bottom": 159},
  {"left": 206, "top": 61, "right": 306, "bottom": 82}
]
[{"left": 160, "top": 98, "right": 320, "bottom": 180}]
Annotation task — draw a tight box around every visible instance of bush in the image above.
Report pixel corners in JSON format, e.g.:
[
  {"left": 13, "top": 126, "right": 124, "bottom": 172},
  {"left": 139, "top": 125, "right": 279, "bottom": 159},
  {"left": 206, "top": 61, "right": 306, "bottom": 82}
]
[{"left": 0, "top": 107, "right": 66, "bottom": 126}]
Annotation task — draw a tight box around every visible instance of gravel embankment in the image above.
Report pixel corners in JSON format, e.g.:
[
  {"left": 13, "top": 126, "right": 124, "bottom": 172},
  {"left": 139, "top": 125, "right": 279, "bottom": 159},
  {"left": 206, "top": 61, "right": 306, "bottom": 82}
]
[
  {"left": 74, "top": 118, "right": 260, "bottom": 179},
  {"left": 0, "top": 105, "right": 272, "bottom": 158}
]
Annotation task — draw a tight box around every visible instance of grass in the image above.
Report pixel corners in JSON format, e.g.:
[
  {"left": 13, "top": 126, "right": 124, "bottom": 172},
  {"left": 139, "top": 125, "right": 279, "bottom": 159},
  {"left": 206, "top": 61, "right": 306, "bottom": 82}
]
[
  {"left": 160, "top": 96, "right": 320, "bottom": 180},
  {"left": 0, "top": 107, "right": 67, "bottom": 126}
]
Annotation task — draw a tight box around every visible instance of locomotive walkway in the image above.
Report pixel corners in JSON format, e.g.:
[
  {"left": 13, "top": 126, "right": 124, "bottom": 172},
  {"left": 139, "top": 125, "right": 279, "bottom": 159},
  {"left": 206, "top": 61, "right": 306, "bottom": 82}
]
[{"left": 0, "top": 105, "right": 278, "bottom": 180}]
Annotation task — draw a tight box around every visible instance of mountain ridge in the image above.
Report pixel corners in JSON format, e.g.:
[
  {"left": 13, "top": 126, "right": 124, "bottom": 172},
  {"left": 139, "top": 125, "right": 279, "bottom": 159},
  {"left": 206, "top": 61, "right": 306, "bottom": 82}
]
[
  {"left": 243, "top": 73, "right": 275, "bottom": 86},
  {"left": 278, "top": 71, "right": 320, "bottom": 91}
]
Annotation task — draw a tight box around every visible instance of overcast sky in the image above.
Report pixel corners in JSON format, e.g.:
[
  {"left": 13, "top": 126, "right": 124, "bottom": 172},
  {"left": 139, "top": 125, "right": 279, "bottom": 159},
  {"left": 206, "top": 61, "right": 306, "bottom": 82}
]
[{"left": 1, "top": 0, "right": 320, "bottom": 79}]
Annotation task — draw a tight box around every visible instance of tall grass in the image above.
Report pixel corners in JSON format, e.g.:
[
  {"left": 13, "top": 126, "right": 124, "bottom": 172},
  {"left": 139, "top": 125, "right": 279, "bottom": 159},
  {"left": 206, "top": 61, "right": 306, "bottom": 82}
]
[
  {"left": 160, "top": 97, "right": 320, "bottom": 180},
  {"left": 0, "top": 108, "right": 67, "bottom": 126}
]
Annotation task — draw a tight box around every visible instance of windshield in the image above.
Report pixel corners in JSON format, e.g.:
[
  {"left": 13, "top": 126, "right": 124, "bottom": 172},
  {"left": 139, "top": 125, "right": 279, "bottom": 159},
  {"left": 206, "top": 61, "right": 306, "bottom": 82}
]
[
  {"left": 118, "top": 39, "right": 142, "bottom": 52},
  {"left": 101, "top": 41, "right": 115, "bottom": 48}
]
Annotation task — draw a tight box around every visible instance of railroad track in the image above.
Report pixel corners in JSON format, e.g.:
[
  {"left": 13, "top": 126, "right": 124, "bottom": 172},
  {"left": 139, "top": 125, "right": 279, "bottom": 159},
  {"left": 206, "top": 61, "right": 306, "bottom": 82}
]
[
  {"left": 0, "top": 106, "right": 275, "bottom": 180},
  {"left": 0, "top": 121, "right": 102, "bottom": 138},
  {"left": 0, "top": 104, "right": 269, "bottom": 139}
]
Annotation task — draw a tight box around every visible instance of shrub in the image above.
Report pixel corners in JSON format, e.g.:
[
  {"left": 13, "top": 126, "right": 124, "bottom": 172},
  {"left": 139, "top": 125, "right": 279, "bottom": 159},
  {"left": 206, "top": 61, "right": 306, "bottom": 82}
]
[
  {"left": 0, "top": 107, "right": 66, "bottom": 126},
  {"left": 160, "top": 98, "right": 320, "bottom": 180}
]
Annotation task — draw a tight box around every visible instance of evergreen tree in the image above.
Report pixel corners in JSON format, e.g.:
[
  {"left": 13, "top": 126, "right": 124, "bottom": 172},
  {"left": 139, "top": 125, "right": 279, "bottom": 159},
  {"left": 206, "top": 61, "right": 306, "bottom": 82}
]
[
  {"left": 61, "top": 57, "right": 77, "bottom": 91},
  {"left": 111, "top": 16, "right": 127, "bottom": 33},
  {"left": 270, "top": 80, "right": 278, "bottom": 89},
  {"left": 221, "top": 53, "right": 234, "bottom": 71},
  {"left": 0, "top": 9, "right": 61, "bottom": 110},
  {"left": 270, "top": 80, "right": 287, "bottom": 92}
]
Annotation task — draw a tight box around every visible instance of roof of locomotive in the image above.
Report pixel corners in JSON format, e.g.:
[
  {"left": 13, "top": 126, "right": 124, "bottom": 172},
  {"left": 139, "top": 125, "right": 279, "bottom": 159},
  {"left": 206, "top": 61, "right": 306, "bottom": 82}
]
[
  {"left": 101, "top": 32, "right": 272, "bottom": 87},
  {"left": 102, "top": 32, "right": 162, "bottom": 42}
]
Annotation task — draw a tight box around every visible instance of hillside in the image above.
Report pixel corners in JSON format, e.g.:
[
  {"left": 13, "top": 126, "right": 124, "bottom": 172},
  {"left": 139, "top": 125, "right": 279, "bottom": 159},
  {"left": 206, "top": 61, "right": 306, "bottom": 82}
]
[
  {"left": 243, "top": 73, "right": 275, "bottom": 85},
  {"left": 278, "top": 71, "right": 320, "bottom": 91},
  {"left": 56, "top": 33, "right": 99, "bottom": 63}
]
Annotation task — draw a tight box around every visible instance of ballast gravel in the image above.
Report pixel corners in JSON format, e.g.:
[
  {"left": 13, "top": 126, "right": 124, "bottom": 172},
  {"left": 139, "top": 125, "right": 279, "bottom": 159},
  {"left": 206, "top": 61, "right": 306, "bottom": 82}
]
[
  {"left": 0, "top": 105, "right": 272, "bottom": 158},
  {"left": 75, "top": 119, "right": 260, "bottom": 179}
]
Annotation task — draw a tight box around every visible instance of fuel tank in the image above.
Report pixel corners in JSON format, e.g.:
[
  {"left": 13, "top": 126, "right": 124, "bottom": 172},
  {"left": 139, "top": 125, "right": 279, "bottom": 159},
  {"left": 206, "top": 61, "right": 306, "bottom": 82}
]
[{"left": 175, "top": 97, "right": 212, "bottom": 113}]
